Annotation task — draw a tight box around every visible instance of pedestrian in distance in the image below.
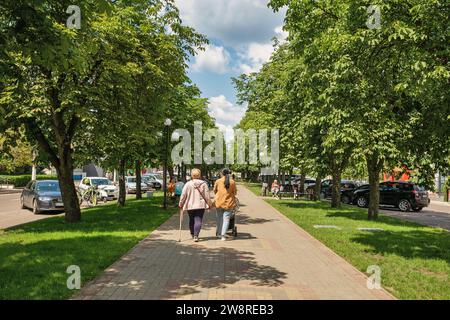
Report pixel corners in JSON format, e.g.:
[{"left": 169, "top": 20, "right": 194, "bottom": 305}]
[
  {"left": 261, "top": 181, "right": 268, "bottom": 196},
  {"left": 178, "top": 168, "right": 212, "bottom": 242},
  {"left": 168, "top": 177, "right": 176, "bottom": 205},
  {"left": 213, "top": 168, "right": 237, "bottom": 241},
  {"left": 271, "top": 179, "right": 280, "bottom": 198}
]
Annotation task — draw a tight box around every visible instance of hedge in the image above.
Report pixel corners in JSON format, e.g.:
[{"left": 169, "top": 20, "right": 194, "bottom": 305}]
[{"left": 0, "top": 175, "right": 58, "bottom": 188}]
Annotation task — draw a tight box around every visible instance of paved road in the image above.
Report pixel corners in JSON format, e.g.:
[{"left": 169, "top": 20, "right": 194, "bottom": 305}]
[
  {"left": 74, "top": 185, "right": 393, "bottom": 300},
  {"left": 0, "top": 193, "right": 63, "bottom": 229},
  {"left": 380, "top": 201, "right": 450, "bottom": 231}
]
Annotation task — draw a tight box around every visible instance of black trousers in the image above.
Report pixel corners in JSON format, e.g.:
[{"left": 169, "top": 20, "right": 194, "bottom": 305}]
[{"left": 188, "top": 209, "right": 205, "bottom": 236}]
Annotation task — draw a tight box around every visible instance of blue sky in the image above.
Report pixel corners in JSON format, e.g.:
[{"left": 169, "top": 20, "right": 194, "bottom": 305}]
[{"left": 175, "top": 0, "right": 286, "bottom": 137}]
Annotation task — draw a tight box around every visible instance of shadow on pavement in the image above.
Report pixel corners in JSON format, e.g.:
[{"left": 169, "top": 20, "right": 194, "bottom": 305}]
[{"left": 89, "top": 238, "right": 288, "bottom": 299}]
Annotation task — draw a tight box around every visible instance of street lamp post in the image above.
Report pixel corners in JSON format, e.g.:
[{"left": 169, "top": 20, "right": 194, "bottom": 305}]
[{"left": 163, "top": 118, "right": 172, "bottom": 209}]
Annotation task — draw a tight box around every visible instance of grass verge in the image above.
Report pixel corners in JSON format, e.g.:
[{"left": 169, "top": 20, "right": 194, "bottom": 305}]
[
  {"left": 0, "top": 194, "right": 175, "bottom": 299},
  {"left": 242, "top": 182, "right": 450, "bottom": 299}
]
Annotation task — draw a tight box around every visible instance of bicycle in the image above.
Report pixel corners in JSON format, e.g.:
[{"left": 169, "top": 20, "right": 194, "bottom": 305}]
[{"left": 78, "top": 185, "right": 100, "bottom": 207}]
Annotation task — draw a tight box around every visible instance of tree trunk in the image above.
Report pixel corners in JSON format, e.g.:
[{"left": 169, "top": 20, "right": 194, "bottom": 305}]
[
  {"left": 118, "top": 159, "right": 126, "bottom": 207},
  {"left": 366, "top": 155, "right": 383, "bottom": 220},
  {"left": 331, "top": 167, "right": 341, "bottom": 207},
  {"left": 135, "top": 160, "right": 142, "bottom": 200},
  {"left": 299, "top": 173, "right": 306, "bottom": 194},
  {"left": 168, "top": 165, "right": 174, "bottom": 180},
  {"left": 314, "top": 176, "right": 322, "bottom": 201},
  {"left": 55, "top": 156, "right": 81, "bottom": 223}
]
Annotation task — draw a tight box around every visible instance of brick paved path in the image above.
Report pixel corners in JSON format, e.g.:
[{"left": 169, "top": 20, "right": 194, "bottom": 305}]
[{"left": 74, "top": 185, "right": 394, "bottom": 300}]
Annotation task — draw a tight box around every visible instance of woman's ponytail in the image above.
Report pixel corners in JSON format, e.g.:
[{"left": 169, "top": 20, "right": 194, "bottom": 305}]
[{"left": 222, "top": 168, "right": 231, "bottom": 190}]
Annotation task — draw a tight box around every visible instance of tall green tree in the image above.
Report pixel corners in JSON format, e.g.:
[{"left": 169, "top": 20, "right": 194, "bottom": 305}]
[{"left": 1, "top": 0, "right": 206, "bottom": 221}]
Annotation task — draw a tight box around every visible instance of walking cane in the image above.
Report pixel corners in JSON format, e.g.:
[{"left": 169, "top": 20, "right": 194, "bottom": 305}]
[{"left": 178, "top": 208, "right": 183, "bottom": 242}]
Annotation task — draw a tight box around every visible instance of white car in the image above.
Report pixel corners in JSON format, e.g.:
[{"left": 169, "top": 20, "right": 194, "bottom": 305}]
[
  {"left": 79, "top": 177, "right": 118, "bottom": 201},
  {"left": 125, "top": 176, "right": 149, "bottom": 194}
]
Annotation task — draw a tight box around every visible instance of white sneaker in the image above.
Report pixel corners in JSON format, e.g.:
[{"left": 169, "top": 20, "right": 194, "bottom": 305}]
[
  {"left": 194, "top": 236, "right": 199, "bottom": 242},
  {"left": 221, "top": 236, "right": 227, "bottom": 241}
]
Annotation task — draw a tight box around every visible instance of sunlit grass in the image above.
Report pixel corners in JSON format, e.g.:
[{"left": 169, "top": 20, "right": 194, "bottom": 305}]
[
  {"left": 0, "top": 194, "right": 175, "bottom": 300},
  {"left": 243, "top": 182, "right": 450, "bottom": 299}
]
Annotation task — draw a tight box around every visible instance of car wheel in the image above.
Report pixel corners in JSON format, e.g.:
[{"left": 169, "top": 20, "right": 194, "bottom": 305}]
[
  {"left": 413, "top": 207, "right": 423, "bottom": 212},
  {"left": 20, "top": 195, "right": 26, "bottom": 209},
  {"left": 398, "top": 199, "right": 411, "bottom": 212},
  {"left": 356, "top": 196, "right": 368, "bottom": 208},
  {"left": 32, "top": 199, "right": 40, "bottom": 214}
]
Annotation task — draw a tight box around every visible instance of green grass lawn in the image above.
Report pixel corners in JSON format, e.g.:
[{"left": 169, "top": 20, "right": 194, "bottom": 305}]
[
  {"left": 244, "top": 182, "right": 264, "bottom": 197},
  {"left": 0, "top": 194, "right": 175, "bottom": 300},
  {"left": 243, "top": 182, "right": 450, "bottom": 299}
]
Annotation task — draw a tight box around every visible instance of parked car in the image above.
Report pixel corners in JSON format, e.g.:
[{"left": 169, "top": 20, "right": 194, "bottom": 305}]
[
  {"left": 21, "top": 180, "right": 64, "bottom": 214},
  {"left": 79, "top": 177, "right": 118, "bottom": 201},
  {"left": 292, "top": 177, "right": 316, "bottom": 187},
  {"left": 143, "top": 173, "right": 163, "bottom": 190},
  {"left": 306, "top": 179, "right": 358, "bottom": 201},
  {"left": 125, "top": 176, "right": 149, "bottom": 194},
  {"left": 352, "top": 181, "right": 429, "bottom": 212},
  {"left": 347, "top": 184, "right": 370, "bottom": 204},
  {"left": 142, "top": 174, "right": 162, "bottom": 190},
  {"left": 280, "top": 178, "right": 316, "bottom": 192}
]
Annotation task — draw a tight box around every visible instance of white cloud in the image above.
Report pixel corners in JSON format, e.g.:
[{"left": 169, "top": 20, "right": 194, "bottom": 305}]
[
  {"left": 274, "top": 25, "right": 289, "bottom": 42},
  {"left": 208, "top": 95, "right": 246, "bottom": 125},
  {"left": 208, "top": 95, "right": 247, "bottom": 142},
  {"left": 237, "top": 63, "right": 259, "bottom": 75},
  {"left": 192, "top": 44, "right": 230, "bottom": 74},
  {"left": 175, "top": 0, "right": 285, "bottom": 49},
  {"left": 247, "top": 42, "right": 274, "bottom": 65},
  {"left": 237, "top": 42, "right": 275, "bottom": 74}
]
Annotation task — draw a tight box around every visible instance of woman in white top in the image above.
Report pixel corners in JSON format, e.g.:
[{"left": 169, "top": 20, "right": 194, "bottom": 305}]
[{"left": 178, "top": 168, "right": 212, "bottom": 242}]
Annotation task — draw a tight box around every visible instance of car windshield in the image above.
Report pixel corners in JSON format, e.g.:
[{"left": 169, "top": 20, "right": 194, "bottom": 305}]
[
  {"left": 414, "top": 185, "right": 426, "bottom": 191},
  {"left": 152, "top": 174, "right": 163, "bottom": 180},
  {"left": 36, "top": 182, "right": 60, "bottom": 192},
  {"left": 143, "top": 176, "right": 155, "bottom": 182},
  {"left": 91, "top": 179, "right": 111, "bottom": 186},
  {"left": 127, "top": 177, "right": 136, "bottom": 183}
]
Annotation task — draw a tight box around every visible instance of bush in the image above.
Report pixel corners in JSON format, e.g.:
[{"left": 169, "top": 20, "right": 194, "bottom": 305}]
[{"left": 0, "top": 174, "right": 58, "bottom": 188}]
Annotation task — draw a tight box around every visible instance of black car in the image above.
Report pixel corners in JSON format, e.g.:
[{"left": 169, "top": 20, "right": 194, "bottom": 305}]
[
  {"left": 21, "top": 180, "right": 64, "bottom": 214},
  {"left": 307, "top": 179, "right": 358, "bottom": 202},
  {"left": 348, "top": 184, "right": 370, "bottom": 204},
  {"left": 352, "top": 181, "right": 429, "bottom": 212}
]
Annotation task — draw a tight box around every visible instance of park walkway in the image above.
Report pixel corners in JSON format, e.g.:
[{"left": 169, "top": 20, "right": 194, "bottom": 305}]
[{"left": 74, "top": 185, "right": 394, "bottom": 300}]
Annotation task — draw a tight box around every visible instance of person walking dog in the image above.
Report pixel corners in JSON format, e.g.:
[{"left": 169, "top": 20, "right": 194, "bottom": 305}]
[
  {"left": 213, "top": 168, "right": 237, "bottom": 241},
  {"left": 178, "top": 168, "right": 212, "bottom": 242}
]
